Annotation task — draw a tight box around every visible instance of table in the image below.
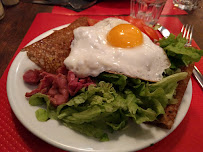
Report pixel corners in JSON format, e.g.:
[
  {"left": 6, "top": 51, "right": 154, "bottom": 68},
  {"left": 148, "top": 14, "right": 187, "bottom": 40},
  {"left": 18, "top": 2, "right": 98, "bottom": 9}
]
[
  {"left": 0, "top": 2, "right": 52, "bottom": 78},
  {"left": 0, "top": 1, "right": 202, "bottom": 152}
]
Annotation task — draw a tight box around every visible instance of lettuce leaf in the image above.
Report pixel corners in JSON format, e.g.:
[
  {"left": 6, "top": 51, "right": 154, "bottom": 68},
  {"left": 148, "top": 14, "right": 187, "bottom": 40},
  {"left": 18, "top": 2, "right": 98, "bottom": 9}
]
[
  {"left": 28, "top": 93, "right": 58, "bottom": 120},
  {"left": 98, "top": 73, "right": 127, "bottom": 91},
  {"left": 149, "top": 72, "right": 188, "bottom": 100},
  {"left": 35, "top": 109, "right": 49, "bottom": 122},
  {"left": 55, "top": 71, "right": 186, "bottom": 140},
  {"left": 64, "top": 122, "right": 109, "bottom": 141},
  {"left": 29, "top": 93, "right": 49, "bottom": 106},
  {"left": 159, "top": 33, "right": 203, "bottom": 68}
]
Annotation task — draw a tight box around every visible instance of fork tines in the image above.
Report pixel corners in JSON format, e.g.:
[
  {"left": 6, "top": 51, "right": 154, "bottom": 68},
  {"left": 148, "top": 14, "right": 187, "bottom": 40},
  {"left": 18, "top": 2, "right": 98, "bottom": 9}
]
[{"left": 181, "top": 24, "right": 194, "bottom": 45}]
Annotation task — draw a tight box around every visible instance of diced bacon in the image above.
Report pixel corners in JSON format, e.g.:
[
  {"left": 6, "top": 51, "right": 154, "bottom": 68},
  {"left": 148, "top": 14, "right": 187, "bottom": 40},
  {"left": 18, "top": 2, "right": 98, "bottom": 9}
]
[
  {"left": 24, "top": 67, "right": 95, "bottom": 106},
  {"left": 47, "top": 85, "right": 58, "bottom": 96},
  {"left": 67, "top": 71, "right": 95, "bottom": 96},
  {"left": 68, "top": 80, "right": 84, "bottom": 96},
  {"left": 25, "top": 73, "right": 55, "bottom": 97},
  {"left": 56, "top": 65, "right": 68, "bottom": 75},
  {"left": 67, "top": 70, "right": 77, "bottom": 82},
  {"left": 48, "top": 74, "right": 69, "bottom": 106},
  {"left": 23, "top": 69, "right": 42, "bottom": 84}
]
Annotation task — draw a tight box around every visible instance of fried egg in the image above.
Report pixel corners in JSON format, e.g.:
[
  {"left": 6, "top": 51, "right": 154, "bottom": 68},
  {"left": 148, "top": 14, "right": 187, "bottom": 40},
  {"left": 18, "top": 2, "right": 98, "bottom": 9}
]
[{"left": 64, "top": 18, "right": 171, "bottom": 82}]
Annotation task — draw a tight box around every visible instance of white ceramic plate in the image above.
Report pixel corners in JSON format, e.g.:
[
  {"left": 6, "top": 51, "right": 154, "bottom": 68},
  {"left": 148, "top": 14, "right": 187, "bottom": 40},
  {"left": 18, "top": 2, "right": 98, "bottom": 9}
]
[{"left": 7, "top": 25, "right": 192, "bottom": 152}]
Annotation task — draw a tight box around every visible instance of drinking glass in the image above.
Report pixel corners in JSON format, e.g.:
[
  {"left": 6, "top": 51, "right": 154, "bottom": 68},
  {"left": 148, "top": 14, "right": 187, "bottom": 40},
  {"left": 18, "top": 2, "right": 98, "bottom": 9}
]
[
  {"left": 173, "top": 0, "right": 199, "bottom": 11},
  {"left": 130, "top": 0, "right": 167, "bottom": 26}
]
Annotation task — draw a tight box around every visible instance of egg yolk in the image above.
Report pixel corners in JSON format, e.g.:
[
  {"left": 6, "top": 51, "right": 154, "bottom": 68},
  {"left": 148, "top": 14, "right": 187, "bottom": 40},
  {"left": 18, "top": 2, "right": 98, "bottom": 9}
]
[{"left": 107, "top": 24, "right": 143, "bottom": 48}]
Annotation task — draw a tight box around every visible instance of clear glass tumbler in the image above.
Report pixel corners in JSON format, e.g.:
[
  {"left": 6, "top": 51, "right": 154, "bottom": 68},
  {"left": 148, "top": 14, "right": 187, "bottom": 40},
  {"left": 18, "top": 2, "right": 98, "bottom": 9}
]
[
  {"left": 130, "top": 0, "right": 167, "bottom": 26},
  {"left": 173, "top": 0, "right": 199, "bottom": 11}
]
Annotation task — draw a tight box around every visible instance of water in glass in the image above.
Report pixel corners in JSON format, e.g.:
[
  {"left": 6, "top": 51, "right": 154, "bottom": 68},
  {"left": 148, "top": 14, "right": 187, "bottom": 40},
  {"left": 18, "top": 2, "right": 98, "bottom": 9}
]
[{"left": 130, "top": 0, "right": 167, "bottom": 26}]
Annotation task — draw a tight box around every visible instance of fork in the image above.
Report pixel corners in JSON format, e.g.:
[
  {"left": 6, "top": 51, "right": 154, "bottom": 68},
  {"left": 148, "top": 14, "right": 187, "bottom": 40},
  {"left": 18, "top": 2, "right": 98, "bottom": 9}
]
[
  {"left": 181, "top": 24, "right": 194, "bottom": 47},
  {"left": 181, "top": 24, "right": 203, "bottom": 89}
]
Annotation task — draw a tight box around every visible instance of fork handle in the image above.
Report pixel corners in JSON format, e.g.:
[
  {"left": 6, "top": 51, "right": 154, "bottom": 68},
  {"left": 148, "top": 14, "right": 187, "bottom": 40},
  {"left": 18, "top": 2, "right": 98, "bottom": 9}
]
[{"left": 193, "top": 66, "right": 203, "bottom": 89}]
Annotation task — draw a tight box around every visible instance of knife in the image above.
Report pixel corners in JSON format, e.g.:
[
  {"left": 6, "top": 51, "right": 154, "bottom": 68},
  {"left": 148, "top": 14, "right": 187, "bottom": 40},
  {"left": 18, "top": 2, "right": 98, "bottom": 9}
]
[
  {"left": 157, "top": 24, "right": 203, "bottom": 89},
  {"left": 157, "top": 25, "right": 171, "bottom": 38}
]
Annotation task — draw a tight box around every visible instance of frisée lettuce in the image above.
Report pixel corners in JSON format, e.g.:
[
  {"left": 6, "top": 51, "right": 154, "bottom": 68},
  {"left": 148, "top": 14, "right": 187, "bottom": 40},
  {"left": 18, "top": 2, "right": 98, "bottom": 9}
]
[{"left": 29, "top": 72, "right": 187, "bottom": 141}]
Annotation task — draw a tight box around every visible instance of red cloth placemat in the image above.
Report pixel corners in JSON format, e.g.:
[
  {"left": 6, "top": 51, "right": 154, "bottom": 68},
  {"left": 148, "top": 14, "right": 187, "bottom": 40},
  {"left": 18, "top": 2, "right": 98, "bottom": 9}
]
[
  {"left": 52, "top": 0, "right": 187, "bottom": 16},
  {"left": 0, "top": 13, "right": 202, "bottom": 152}
]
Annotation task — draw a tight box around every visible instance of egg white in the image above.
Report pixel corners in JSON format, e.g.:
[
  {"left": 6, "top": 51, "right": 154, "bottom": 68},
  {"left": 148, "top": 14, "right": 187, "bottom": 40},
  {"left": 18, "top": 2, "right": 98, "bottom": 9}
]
[{"left": 64, "top": 18, "right": 170, "bottom": 82}]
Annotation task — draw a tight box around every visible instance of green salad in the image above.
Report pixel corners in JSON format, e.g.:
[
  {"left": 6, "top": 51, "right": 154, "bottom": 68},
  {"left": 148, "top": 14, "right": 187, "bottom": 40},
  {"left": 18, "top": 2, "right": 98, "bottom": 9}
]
[{"left": 28, "top": 34, "right": 203, "bottom": 141}]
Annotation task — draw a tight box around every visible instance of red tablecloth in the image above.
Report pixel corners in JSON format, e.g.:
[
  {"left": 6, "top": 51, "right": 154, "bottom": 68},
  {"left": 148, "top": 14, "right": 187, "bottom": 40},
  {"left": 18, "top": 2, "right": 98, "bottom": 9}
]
[
  {"left": 52, "top": 0, "right": 187, "bottom": 16},
  {"left": 0, "top": 13, "right": 202, "bottom": 152}
]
